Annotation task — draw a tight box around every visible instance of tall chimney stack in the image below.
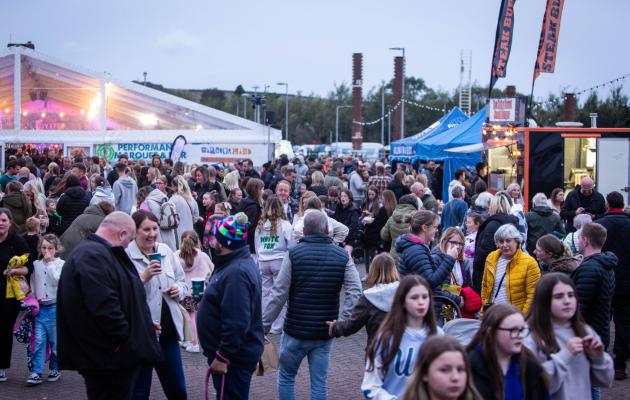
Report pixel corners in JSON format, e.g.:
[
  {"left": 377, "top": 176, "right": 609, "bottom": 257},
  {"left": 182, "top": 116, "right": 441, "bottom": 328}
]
[
  {"left": 352, "top": 53, "right": 363, "bottom": 151},
  {"left": 392, "top": 56, "right": 403, "bottom": 140},
  {"left": 563, "top": 93, "right": 576, "bottom": 122}
]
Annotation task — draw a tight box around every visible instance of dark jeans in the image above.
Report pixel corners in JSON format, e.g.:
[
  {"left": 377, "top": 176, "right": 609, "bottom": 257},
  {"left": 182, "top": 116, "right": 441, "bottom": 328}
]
[
  {"left": 0, "top": 299, "right": 20, "bottom": 369},
  {"left": 613, "top": 295, "right": 630, "bottom": 370},
  {"left": 80, "top": 365, "right": 141, "bottom": 400},
  {"left": 133, "top": 335, "right": 187, "bottom": 400},
  {"left": 364, "top": 247, "right": 377, "bottom": 275},
  {"left": 211, "top": 366, "right": 254, "bottom": 400}
]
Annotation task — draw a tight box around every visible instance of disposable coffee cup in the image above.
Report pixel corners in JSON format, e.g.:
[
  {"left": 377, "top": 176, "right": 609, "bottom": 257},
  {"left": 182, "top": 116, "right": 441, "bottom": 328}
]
[{"left": 191, "top": 278, "right": 205, "bottom": 299}]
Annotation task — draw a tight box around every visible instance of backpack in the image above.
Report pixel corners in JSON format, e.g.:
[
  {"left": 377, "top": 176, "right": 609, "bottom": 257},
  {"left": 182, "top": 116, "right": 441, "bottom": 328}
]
[{"left": 159, "top": 199, "right": 180, "bottom": 230}]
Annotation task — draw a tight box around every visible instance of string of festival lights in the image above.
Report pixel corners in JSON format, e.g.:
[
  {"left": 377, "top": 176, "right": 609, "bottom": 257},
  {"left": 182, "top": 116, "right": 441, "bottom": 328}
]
[
  {"left": 535, "top": 72, "right": 630, "bottom": 108},
  {"left": 352, "top": 98, "right": 445, "bottom": 126}
]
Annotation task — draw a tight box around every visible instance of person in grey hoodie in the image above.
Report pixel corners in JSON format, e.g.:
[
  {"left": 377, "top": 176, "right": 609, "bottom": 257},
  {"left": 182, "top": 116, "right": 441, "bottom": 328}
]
[
  {"left": 348, "top": 163, "right": 367, "bottom": 209},
  {"left": 327, "top": 253, "right": 399, "bottom": 347},
  {"left": 89, "top": 175, "right": 115, "bottom": 207},
  {"left": 112, "top": 163, "right": 138, "bottom": 215},
  {"left": 526, "top": 273, "right": 613, "bottom": 400},
  {"left": 254, "top": 196, "right": 295, "bottom": 334},
  {"left": 146, "top": 177, "right": 177, "bottom": 251}
]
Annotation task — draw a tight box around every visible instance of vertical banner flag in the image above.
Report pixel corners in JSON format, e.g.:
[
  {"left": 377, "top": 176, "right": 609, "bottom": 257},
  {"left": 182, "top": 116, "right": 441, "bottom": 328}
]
[
  {"left": 169, "top": 135, "right": 187, "bottom": 163},
  {"left": 489, "top": 0, "right": 517, "bottom": 96},
  {"left": 533, "top": 0, "right": 565, "bottom": 81}
]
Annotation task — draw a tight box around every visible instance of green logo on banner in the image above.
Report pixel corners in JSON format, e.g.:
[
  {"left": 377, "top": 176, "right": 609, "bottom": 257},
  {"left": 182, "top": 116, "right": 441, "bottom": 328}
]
[{"left": 96, "top": 144, "right": 115, "bottom": 160}]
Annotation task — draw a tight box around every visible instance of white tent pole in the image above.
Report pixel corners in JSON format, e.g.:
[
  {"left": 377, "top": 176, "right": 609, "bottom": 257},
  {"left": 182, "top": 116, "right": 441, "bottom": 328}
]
[{"left": 14, "top": 47, "right": 21, "bottom": 129}]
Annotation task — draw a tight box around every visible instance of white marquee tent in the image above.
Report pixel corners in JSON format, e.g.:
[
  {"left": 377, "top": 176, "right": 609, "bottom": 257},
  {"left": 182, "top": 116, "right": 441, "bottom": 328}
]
[{"left": 0, "top": 45, "right": 281, "bottom": 166}]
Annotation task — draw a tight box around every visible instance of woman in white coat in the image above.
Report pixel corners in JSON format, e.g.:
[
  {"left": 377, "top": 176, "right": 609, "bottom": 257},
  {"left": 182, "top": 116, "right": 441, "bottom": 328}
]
[
  {"left": 170, "top": 176, "right": 200, "bottom": 245},
  {"left": 127, "top": 210, "right": 189, "bottom": 400}
]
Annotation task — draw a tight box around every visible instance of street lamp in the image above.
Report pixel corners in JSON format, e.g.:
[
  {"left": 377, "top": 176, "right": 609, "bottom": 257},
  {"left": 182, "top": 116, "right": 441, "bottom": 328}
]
[
  {"left": 277, "top": 82, "right": 289, "bottom": 141},
  {"left": 390, "top": 47, "right": 405, "bottom": 138},
  {"left": 241, "top": 93, "right": 250, "bottom": 119},
  {"left": 335, "top": 105, "right": 352, "bottom": 156}
]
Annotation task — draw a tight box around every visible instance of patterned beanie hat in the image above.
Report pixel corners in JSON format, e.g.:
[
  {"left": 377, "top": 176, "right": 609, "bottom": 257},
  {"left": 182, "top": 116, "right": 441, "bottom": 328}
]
[{"left": 215, "top": 212, "right": 249, "bottom": 249}]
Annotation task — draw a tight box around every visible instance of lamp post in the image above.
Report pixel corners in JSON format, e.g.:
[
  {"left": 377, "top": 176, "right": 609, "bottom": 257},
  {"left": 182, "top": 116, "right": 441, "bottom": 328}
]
[
  {"left": 277, "top": 82, "right": 289, "bottom": 141},
  {"left": 335, "top": 105, "right": 352, "bottom": 156},
  {"left": 389, "top": 47, "right": 405, "bottom": 138},
  {"left": 381, "top": 80, "right": 385, "bottom": 145},
  {"left": 241, "top": 93, "right": 250, "bottom": 119}
]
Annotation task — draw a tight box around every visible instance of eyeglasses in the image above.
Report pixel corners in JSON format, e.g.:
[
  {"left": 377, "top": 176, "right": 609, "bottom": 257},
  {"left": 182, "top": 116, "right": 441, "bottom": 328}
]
[
  {"left": 497, "top": 326, "right": 529, "bottom": 338},
  {"left": 447, "top": 240, "right": 464, "bottom": 247}
]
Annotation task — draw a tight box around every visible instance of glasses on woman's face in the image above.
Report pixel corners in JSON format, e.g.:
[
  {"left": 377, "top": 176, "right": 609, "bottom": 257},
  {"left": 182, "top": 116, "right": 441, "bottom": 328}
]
[
  {"left": 447, "top": 240, "right": 464, "bottom": 247},
  {"left": 496, "top": 238, "right": 515, "bottom": 245},
  {"left": 497, "top": 326, "right": 529, "bottom": 339}
]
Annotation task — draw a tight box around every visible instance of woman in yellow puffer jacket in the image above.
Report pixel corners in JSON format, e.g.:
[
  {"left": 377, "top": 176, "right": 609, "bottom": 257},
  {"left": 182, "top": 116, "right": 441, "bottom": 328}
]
[{"left": 481, "top": 224, "right": 541, "bottom": 314}]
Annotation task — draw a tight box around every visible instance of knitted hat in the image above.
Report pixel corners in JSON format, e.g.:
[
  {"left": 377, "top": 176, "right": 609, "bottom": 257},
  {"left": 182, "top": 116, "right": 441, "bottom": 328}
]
[{"left": 215, "top": 212, "right": 249, "bottom": 249}]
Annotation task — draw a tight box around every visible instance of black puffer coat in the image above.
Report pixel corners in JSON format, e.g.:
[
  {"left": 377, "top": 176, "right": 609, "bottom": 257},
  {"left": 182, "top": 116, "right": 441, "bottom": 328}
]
[
  {"left": 236, "top": 197, "right": 262, "bottom": 254},
  {"left": 56, "top": 186, "right": 91, "bottom": 235},
  {"left": 596, "top": 211, "right": 630, "bottom": 295},
  {"left": 571, "top": 251, "right": 617, "bottom": 347},
  {"left": 472, "top": 213, "right": 519, "bottom": 293},
  {"left": 57, "top": 234, "right": 162, "bottom": 370},
  {"left": 333, "top": 203, "right": 361, "bottom": 247}
]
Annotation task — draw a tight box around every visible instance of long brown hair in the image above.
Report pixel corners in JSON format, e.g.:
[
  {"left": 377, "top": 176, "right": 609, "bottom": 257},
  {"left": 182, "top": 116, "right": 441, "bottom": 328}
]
[
  {"left": 467, "top": 304, "right": 523, "bottom": 400},
  {"left": 403, "top": 336, "right": 483, "bottom": 400},
  {"left": 381, "top": 189, "right": 397, "bottom": 218},
  {"left": 526, "top": 273, "right": 588, "bottom": 356},
  {"left": 178, "top": 230, "right": 200, "bottom": 269},
  {"left": 366, "top": 275, "right": 437, "bottom": 373},
  {"left": 257, "top": 196, "right": 287, "bottom": 236}
]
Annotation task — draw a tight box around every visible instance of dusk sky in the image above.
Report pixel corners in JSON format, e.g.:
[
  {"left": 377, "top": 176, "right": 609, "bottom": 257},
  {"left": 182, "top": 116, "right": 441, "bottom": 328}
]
[{"left": 5, "top": 0, "right": 628, "bottom": 102}]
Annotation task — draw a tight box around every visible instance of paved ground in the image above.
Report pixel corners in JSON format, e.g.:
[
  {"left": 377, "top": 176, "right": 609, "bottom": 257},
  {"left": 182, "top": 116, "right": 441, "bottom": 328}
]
[{"left": 2, "top": 260, "right": 629, "bottom": 399}]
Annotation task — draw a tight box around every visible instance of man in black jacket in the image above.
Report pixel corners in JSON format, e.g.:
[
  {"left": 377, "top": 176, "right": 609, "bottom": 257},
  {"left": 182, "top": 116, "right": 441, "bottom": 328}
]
[
  {"left": 561, "top": 176, "right": 606, "bottom": 231},
  {"left": 262, "top": 210, "right": 362, "bottom": 400},
  {"left": 596, "top": 191, "right": 630, "bottom": 379},
  {"left": 571, "top": 222, "right": 616, "bottom": 350},
  {"left": 197, "top": 213, "right": 264, "bottom": 400},
  {"left": 57, "top": 212, "right": 161, "bottom": 400}
]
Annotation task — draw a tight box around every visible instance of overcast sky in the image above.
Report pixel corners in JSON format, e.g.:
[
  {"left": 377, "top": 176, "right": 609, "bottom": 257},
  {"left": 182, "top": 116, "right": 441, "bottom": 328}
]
[{"left": 4, "top": 0, "right": 628, "bottom": 102}]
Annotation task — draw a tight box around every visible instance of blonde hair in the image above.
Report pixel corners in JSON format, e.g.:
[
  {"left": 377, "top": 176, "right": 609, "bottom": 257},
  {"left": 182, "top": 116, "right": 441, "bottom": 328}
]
[
  {"left": 439, "top": 227, "right": 465, "bottom": 262},
  {"left": 172, "top": 175, "right": 194, "bottom": 202},
  {"left": 488, "top": 192, "right": 512, "bottom": 215},
  {"left": 311, "top": 171, "right": 325, "bottom": 186},
  {"left": 223, "top": 170, "right": 241, "bottom": 192}
]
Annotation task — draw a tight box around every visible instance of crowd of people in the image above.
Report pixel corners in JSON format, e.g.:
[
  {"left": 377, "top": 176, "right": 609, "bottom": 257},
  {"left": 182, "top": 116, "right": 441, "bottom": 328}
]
[{"left": 0, "top": 146, "right": 628, "bottom": 400}]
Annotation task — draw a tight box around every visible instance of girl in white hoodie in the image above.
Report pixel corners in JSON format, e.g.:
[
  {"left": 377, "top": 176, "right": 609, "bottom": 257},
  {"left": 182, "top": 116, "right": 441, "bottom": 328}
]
[
  {"left": 27, "top": 234, "right": 65, "bottom": 385},
  {"left": 327, "top": 253, "right": 400, "bottom": 347},
  {"left": 525, "top": 273, "right": 614, "bottom": 400},
  {"left": 255, "top": 195, "right": 295, "bottom": 334},
  {"left": 362, "top": 275, "right": 442, "bottom": 400}
]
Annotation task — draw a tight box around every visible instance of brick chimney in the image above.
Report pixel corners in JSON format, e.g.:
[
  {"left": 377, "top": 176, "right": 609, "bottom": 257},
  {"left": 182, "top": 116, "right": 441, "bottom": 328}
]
[{"left": 563, "top": 93, "right": 576, "bottom": 122}]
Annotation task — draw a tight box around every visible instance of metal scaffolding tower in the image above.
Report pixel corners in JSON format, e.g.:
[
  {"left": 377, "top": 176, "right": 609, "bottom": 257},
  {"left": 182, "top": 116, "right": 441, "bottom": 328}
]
[{"left": 459, "top": 49, "right": 472, "bottom": 115}]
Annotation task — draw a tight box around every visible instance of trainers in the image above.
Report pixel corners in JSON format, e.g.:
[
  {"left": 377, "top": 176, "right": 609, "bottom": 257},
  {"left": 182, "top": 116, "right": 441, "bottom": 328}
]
[
  {"left": 0, "top": 369, "right": 6, "bottom": 382},
  {"left": 615, "top": 368, "right": 628, "bottom": 380},
  {"left": 47, "top": 369, "right": 61, "bottom": 382},
  {"left": 179, "top": 340, "right": 192, "bottom": 349},
  {"left": 26, "top": 372, "right": 42, "bottom": 386},
  {"left": 185, "top": 344, "right": 200, "bottom": 353}
]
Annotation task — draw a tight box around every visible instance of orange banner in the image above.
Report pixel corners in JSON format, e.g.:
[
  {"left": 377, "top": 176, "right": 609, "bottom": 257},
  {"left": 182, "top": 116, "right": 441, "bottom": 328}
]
[{"left": 533, "top": 0, "right": 565, "bottom": 81}]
